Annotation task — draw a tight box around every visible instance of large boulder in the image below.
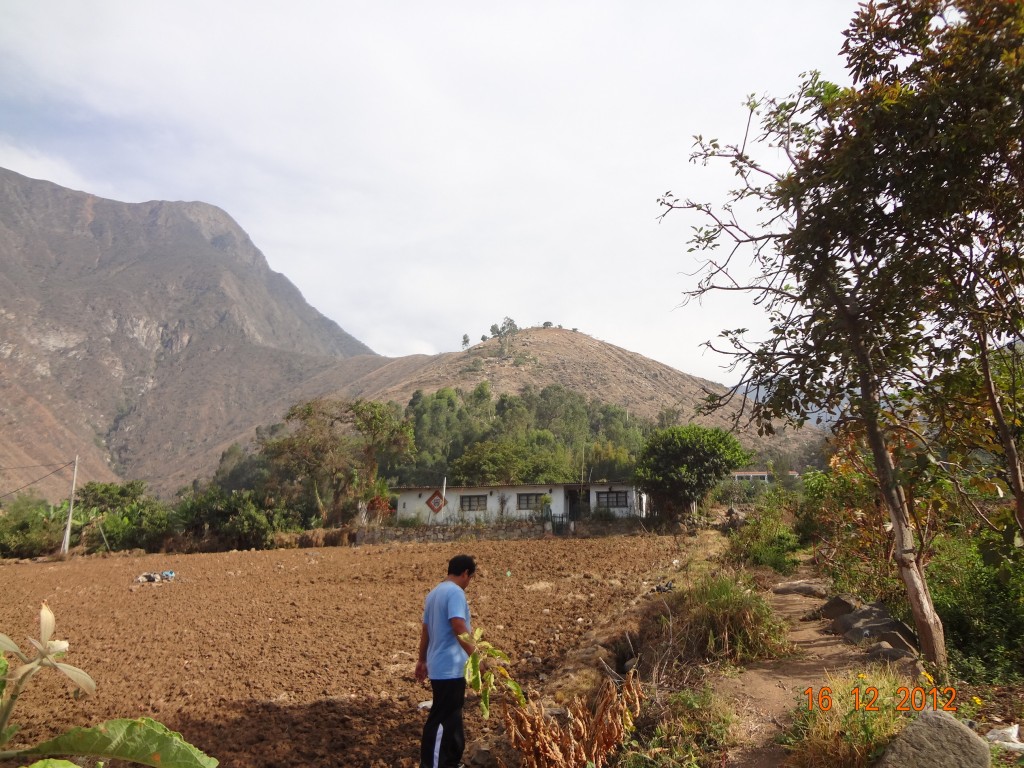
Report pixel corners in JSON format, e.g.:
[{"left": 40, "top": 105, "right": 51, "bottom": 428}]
[{"left": 874, "top": 711, "right": 990, "bottom": 767}]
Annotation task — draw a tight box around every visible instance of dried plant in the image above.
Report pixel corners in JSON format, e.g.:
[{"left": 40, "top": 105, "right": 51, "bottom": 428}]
[{"left": 499, "top": 670, "right": 643, "bottom": 768}]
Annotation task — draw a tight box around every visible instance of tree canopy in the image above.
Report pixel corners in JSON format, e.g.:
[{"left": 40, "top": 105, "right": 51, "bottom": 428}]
[
  {"left": 661, "top": 0, "right": 1024, "bottom": 669},
  {"left": 634, "top": 425, "right": 750, "bottom": 522}
]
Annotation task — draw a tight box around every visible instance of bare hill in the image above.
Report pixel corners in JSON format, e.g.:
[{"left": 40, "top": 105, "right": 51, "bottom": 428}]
[{"left": 0, "top": 168, "right": 820, "bottom": 500}]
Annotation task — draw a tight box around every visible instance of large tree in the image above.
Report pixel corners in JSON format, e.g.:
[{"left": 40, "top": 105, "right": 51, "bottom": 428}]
[
  {"left": 634, "top": 425, "right": 750, "bottom": 523},
  {"left": 661, "top": 0, "right": 1024, "bottom": 669}
]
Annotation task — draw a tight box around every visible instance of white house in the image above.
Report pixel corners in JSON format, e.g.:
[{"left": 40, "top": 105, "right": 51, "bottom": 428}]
[{"left": 393, "top": 482, "right": 647, "bottom": 525}]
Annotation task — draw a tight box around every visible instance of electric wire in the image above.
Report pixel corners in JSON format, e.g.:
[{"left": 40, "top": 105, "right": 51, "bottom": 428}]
[{"left": 0, "top": 461, "right": 74, "bottom": 501}]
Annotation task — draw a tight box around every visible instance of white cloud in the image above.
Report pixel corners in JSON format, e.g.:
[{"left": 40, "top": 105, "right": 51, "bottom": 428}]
[{"left": 0, "top": 0, "right": 860, "bottom": 384}]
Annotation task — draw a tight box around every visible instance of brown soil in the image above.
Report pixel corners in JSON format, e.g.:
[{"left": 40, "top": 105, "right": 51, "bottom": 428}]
[{"left": 0, "top": 534, "right": 685, "bottom": 768}]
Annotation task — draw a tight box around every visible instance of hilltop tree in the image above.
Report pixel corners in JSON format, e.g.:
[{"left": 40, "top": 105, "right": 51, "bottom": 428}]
[
  {"left": 660, "top": 0, "right": 1024, "bottom": 669},
  {"left": 488, "top": 317, "right": 520, "bottom": 357}
]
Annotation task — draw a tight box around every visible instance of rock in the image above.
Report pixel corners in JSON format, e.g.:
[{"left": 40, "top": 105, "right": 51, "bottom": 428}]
[
  {"left": 721, "top": 507, "right": 747, "bottom": 531},
  {"left": 864, "top": 640, "right": 915, "bottom": 662},
  {"left": 833, "top": 604, "right": 917, "bottom": 646},
  {"left": 772, "top": 579, "right": 829, "bottom": 598},
  {"left": 878, "top": 630, "right": 918, "bottom": 655},
  {"left": 819, "top": 594, "right": 862, "bottom": 619},
  {"left": 465, "top": 740, "right": 498, "bottom": 767},
  {"left": 874, "top": 710, "right": 990, "bottom": 767}
]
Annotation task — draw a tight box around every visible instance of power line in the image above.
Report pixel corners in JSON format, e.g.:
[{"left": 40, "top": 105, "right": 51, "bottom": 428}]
[
  {"left": 0, "top": 461, "right": 75, "bottom": 501},
  {"left": 0, "top": 462, "right": 74, "bottom": 470}
]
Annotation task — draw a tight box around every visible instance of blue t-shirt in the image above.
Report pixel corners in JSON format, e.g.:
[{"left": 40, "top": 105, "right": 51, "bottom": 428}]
[{"left": 423, "top": 579, "right": 471, "bottom": 680}]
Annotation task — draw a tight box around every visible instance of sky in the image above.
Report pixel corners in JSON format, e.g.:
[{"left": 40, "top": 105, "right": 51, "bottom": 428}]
[{"left": 0, "top": 2, "right": 861, "bottom": 385}]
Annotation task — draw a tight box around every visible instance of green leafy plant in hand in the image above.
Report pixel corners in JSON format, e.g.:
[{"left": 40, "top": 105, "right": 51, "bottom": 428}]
[
  {"left": 460, "top": 628, "right": 526, "bottom": 718},
  {"left": 0, "top": 602, "right": 217, "bottom": 768}
]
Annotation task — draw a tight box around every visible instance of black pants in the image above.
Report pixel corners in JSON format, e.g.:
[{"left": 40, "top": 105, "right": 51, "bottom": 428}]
[{"left": 420, "top": 678, "right": 466, "bottom": 768}]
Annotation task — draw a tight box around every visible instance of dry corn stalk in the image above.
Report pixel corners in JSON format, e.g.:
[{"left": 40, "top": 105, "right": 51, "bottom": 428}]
[{"left": 498, "top": 670, "right": 643, "bottom": 768}]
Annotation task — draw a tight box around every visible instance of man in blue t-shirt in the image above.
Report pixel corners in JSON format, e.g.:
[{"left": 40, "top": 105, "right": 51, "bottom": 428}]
[{"left": 415, "top": 554, "right": 477, "bottom": 768}]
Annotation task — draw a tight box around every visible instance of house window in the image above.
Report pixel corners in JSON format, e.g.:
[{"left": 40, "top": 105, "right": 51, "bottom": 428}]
[
  {"left": 596, "top": 491, "right": 628, "bottom": 508},
  {"left": 460, "top": 495, "right": 487, "bottom": 512},
  {"left": 517, "top": 493, "right": 545, "bottom": 511}
]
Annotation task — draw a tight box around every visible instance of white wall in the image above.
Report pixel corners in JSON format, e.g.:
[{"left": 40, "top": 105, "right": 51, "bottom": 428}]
[
  {"left": 395, "top": 483, "right": 647, "bottom": 524},
  {"left": 395, "top": 484, "right": 567, "bottom": 525}
]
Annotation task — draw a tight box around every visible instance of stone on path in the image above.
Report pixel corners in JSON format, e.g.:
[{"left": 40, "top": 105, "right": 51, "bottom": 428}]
[{"left": 771, "top": 579, "right": 829, "bottom": 598}]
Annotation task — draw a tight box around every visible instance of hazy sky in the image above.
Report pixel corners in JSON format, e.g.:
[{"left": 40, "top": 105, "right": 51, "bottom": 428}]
[{"left": 0, "top": 2, "right": 860, "bottom": 384}]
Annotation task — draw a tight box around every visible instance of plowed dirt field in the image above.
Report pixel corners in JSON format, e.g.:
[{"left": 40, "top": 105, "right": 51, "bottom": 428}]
[{"left": 0, "top": 534, "right": 683, "bottom": 767}]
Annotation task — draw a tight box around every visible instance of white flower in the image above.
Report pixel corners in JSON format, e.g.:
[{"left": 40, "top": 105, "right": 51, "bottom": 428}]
[{"left": 4, "top": 603, "right": 96, "bottom": 696}]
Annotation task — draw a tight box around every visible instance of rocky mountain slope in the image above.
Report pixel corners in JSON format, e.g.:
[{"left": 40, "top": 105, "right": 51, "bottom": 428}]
[{"left": 0, "top": 168, "right": 819, "bottom": 500}]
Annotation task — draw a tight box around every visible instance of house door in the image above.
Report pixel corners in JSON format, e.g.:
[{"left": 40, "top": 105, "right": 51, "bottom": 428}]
[{"left": 564, "top": 487, "right": 589, "bottom": 521}]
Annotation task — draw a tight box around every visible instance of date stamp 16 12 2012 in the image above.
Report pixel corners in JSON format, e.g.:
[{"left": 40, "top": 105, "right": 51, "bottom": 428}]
[{"left": 803, "top": 686, "right": 958, "bottom": 712}]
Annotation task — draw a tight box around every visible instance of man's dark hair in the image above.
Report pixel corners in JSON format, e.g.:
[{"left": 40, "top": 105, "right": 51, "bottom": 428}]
[{"left": 447, "top": 554, "right": 476, "bottom": 576}]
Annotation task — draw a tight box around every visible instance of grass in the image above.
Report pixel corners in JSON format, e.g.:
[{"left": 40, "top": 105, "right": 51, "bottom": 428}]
[
  {"left": 780, "top": 666, "right": 919, "bottom": 768},
  {"left": 617, "top": 686, "right": 735, "bottom": 767},
  {"left": 653, "top": 571, "right": 792, "bottom": 666}
]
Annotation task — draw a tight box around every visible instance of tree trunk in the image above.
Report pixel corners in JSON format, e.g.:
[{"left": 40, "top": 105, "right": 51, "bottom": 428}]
[
  {"left": 861, "top": 402, "right": 948, "bottom": 670},
  {"left": 978, "top": 334, "right": 1024, "bottom": 534}
]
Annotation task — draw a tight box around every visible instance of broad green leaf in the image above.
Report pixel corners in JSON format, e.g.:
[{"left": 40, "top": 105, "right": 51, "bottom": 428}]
[{"left": 6, "top": 718, "right": 217, "bottom": 768}]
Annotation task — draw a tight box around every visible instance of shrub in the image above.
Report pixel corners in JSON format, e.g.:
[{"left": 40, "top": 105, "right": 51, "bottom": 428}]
[
  {"left": 619, "top": 686, "right": 734, "bottom": 767},
  {"left": 726, "top": 491, "right": 801, "bottom": 575},
  {"left": 0, "top": 495, "right": 65, "bottom": 558},
  {"left": 923, "top": 531, "right": 1024, "bottom": 683},
  {"left": 651, "top": 572, "right": 790, "bottom": 665},
  {"left": 222, "top": 504, "right": 274, "bottom": 550},
  {"left": 781, "top": 667, "right": 915, "bottom": 768}
]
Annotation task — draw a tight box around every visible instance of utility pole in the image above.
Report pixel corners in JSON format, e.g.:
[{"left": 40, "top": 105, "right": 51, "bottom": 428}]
[{"left": 60, "top": 455, "right": 79, "bottom": 556}]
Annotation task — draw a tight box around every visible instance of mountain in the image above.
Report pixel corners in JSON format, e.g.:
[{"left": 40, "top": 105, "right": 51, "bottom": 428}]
[{"left": 0, "top": 168, "right": 819, "bottom": 500}]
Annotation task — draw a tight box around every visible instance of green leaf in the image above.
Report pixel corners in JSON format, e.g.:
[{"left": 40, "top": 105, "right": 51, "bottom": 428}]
[
  {"left": 4, "top": 718, "right": 217, "bottom": 768},
  {"left": 0, "top": 655, "right": 7, "bottom": 698},
  {"left": 24, "top": 760, "right": 81, "bottom": 768},
  {"left": 503, "top": 678, "right": 527, "bottom": 707}
]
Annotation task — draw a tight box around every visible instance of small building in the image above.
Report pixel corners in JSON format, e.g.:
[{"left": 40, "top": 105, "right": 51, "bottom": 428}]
[
  {"left": 731, "top": 469, "right": 800, "bottom": 483},
  {"left": 393, "top": 482, "right": 647, "bottom": 525}
]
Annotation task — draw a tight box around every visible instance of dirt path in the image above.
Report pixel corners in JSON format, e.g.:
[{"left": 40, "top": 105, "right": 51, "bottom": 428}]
[{"left": 716, "top": 566, "right": 865, "bottom": 767}]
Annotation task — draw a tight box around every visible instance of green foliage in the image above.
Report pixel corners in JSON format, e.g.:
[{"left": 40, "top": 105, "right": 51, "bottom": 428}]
[
  {"left": 97, "top": 495, "right": 174, "bottom": 553},
  {"left": 652, "top": 572, "right": 790, "bottom": 665},
  {"left": 400, "top": 383, "right": 651, "bottom": 487},
  {"left": 634, "top": 426, "right": 751, "bottom": 523},
  {"left": 726, "top": 490, "right": 800, "bottom": 575},
  {"left": 924, "top": 532, "right": 1024, "bottom": 683},
  {"left": 619, "top": 686, "right": 734, "bottom": 768},
  {"left": 0, "top": 604, "right": 216, "bottom": 767},
  {"left": 712, "top": 479, "right": 767, "bottom": 507},
  {"left": 781, "top": 667, "right": 913, "bottom": 768},
  {"left": 221, "top": 500, "right": 274, "bottom": 551},
  {"left": 0, "top": 494, "right": 65, "bottom": 559},
  {"left": 460, "top": 628, "right": 526, "bottom": 719}
]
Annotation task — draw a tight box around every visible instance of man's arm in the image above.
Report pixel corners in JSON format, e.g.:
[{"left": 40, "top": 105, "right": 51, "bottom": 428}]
[
  {"left": 450, "top": 617, "right": 474, "bottom": 656},
  {"left": 414, "top": 623, "right": 429, "bottom": 682}
]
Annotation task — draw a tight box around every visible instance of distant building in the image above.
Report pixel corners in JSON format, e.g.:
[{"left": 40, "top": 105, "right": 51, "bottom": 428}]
[
  {"left": 393, "top": 482, "right": 647, "bottom": 525},
  {"left": 731, "top": 470, "right": 800, "bottom": 483}
]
